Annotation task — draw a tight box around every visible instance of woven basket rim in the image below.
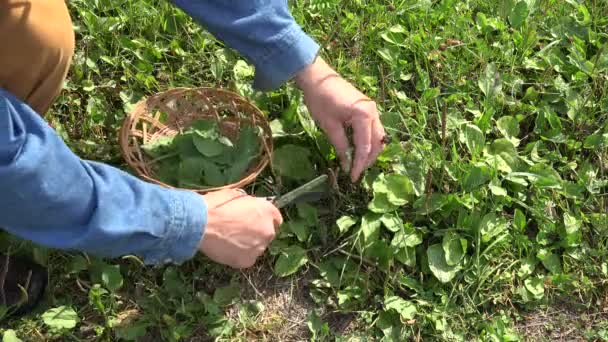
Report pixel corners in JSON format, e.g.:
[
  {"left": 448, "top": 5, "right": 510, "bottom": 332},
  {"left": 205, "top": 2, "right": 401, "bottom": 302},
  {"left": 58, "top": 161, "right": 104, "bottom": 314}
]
[{"left": 119, "top": 87, "right": 273, "bottom": 194}]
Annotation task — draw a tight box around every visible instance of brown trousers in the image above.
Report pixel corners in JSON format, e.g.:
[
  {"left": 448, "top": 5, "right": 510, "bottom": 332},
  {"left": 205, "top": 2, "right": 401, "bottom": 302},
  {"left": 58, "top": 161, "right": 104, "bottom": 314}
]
[{"left": 0, "top": 0, "right": 75, "bottom": 114}]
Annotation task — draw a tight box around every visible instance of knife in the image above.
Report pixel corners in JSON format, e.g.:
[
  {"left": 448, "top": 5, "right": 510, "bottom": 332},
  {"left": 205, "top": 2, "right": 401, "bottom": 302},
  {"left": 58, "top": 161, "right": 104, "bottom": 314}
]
[{"left": 265, "top": 175, "right": 329, "bottom": 209}]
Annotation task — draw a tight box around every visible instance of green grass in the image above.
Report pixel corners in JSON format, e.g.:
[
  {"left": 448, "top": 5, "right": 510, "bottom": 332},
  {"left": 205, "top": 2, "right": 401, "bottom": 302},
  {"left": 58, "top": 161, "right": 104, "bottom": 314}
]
[{"left": 2, "top": 0, "right": 608, "bottom": 340}]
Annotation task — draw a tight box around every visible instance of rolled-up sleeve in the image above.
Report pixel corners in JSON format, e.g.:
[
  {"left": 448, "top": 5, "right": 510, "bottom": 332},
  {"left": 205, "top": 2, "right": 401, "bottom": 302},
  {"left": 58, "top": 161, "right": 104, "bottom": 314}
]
[
  {"left": 0, "top": 88, "right": 206, "bottom": 265},
  {"left": 170, "top": 0, "right": 320, "bottom": 90}
]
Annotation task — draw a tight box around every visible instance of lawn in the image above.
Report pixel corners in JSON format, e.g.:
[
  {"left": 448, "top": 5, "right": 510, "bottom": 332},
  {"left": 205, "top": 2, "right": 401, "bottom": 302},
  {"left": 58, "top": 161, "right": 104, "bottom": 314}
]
[{"left": 2, "top": 0, "right": 608, "bottom": 340}]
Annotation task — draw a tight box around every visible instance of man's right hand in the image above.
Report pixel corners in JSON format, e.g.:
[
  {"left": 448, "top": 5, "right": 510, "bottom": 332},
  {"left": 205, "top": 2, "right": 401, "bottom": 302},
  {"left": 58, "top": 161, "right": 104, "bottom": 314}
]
[{"left": 198, "top": 189, "right": 282, "bottom": 269}]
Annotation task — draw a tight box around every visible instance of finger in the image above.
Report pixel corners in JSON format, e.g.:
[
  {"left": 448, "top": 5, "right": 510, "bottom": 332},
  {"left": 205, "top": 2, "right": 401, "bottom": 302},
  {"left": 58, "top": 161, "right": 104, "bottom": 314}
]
[
  {"left": 367, "top": 118, "right": 386, "bottom": 169},
  {"left": 258, "top": 198, "right": 284, "bottom": 228},
  {"left": 318, "top": 119, "right": 351, "bottom": 172},
  {"left": 350, "top": 115, "right": 373, "bottom": 182}
]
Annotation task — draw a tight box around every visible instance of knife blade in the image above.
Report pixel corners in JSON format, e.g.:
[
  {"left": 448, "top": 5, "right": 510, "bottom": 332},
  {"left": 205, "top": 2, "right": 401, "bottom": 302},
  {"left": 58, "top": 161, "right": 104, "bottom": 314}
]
[{"left": 268, "top": 175, "right": 329, "bottom": 209}]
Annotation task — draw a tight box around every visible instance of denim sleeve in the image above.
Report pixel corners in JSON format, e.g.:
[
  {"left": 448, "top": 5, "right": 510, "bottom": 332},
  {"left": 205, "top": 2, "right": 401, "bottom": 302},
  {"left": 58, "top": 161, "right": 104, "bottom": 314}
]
[
  {"left": 0, "top": 89, "right": 206, "bottom": 265},
  {"left": 170, "top": 0, "right": 320, "bottom": 90}
]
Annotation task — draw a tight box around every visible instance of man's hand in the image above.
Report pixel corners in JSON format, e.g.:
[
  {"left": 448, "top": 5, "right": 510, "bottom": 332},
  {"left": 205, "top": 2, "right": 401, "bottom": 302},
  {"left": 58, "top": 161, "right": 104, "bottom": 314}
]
[
  {"left": 295, "top": 57, "right": 386, "bottom": 182},
  {"left": 198, "top": 189, "right": 282, "bottom": 269}
]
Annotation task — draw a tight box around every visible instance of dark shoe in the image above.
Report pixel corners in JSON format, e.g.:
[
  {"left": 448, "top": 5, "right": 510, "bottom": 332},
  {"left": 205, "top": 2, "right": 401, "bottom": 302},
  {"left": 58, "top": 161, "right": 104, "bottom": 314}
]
[{"left": 0, "top": 254, "right": 48, "bottom": 318}]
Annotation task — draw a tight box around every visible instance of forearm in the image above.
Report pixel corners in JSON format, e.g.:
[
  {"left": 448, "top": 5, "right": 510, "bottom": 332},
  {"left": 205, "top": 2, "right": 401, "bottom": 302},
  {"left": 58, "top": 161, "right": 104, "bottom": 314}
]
[
  {"left": 170, "top": 0, "right": 320, "bottom": 90},
  {"left": 0, "top": 89, "right": 206, "bottom": 265}
]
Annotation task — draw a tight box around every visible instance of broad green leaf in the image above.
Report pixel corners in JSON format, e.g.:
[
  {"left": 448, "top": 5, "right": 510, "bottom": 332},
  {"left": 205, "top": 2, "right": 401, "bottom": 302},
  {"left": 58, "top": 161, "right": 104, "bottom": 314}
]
[
  {"left": 584, "top": 133, "right": 608, "bottom": 148},
  {"left": 380, "top": 213, "right": 403, "bottom": 233},
  {"left": 221, "top": 125, "right": 261, "bottom": 183},
  {"left": 206, "top": 315, "right": 235, "bottom": 337},
  {"left": 496, "top": 116, "right": 520, "bottom": 143},
  {"left": 402, "top": 153, "right": 427, "bottom": 196},
  {"left": 509, "top": 1, "right": 529, "bottom": 28},
  {"left": 562, "top": 212, "right": 582, "bottom": 247},
  {"left": 272, "top": 144, "right": 315, "bottom": 181},
  {"left": 42, "top": 306, "right": 79, "bottom": 331},
  {"left": 391, "top": 225, "right": 423, "bottom": 248},
  {"left": 462, "top": 124, "right": 485, "bottom": 156},
  {"left": 101, "top": 264, "right": 123, "bottom": 292},
  {"left": 427, "top": 244, "right": 461, "bottom": 283},
  {"left": 163, "top": 267, "right": 186, "bottom": 296},
  {"left": 287, "top": 220, "right": 309, "bottom": 242},
  {"left": 442, "top": 232, "right": 466, "bottom": 266},
  {"left": 395, "top": 246, "right": 417, "bottom": 267},
  {"left": 175, "top": 134, "right": 201, "bottom": 157},
  {"left": 537, "top": 249, "right": 562, "bottom": 274},
  {"left": 365, "top": 240, "right": 392, "bottom": 270},
  {"left": 213, "top": 282, "right": 240, "bottom": 306},
  {"left": 513, "top": 209, "right": 526, "bottom": 231},
  {"left": 376, "top": 310, "right": 403, "bottom": 339},
  {"left": 534, "top": 107, "right": 564, "bottom": 142},
  {"left": 368, "top": 192, "right": 398, "bottom": 213},
  {"left": 479, "top": 213, "right": 508, "bottom": 243},
  {"left": 385, "top": 174, "right": 415, "bottom": 205},
  {"left": 517, "top": 257, "right": 536, "bottom": 278},
  {"left": 489, "top": 178, "right": 508, "bottom": 196},
  {"left": 463, "top": 165, "right": 492, "bottom": 191},
  {"left": 189, "top": 119, "right": 219, "bottom": 137},
  {"left": 377, "top": 47, "right": 400, "bottom": 65},
  {"left": 218, "top": 136, "right": 233, "bottom": 147},
  {"left": 201, "top": 159, "right": 226, "bottom": 186},
  {"left": 485, "top": 154, "right": 513, "bottom": 174},
  {"left": 2, "top": 330, "right": 23, "bottom": 342},
  {"left": 233, "top": 59, "right": 254, "bottom": 79},
  {"left": 178, "top": 157, "right": 205, "bottom": 187},
  {"left": 360, "top": 213, "right": 382, "bottom": 243},
  {"left": 224, "top": 157, "right": 251, "bottom": 183},
  {"left": 384, "top": 296, "right": 417, "bottom": 320},
  {"left": 380, "top": 27, "right": 407, "bottom": 47},
  {"left": 487, "top": 139, "right": 519, "bottom": 171},
  {"left": 372, "top": 173, "right": 414, "bottom": 206},
  {"left": 154, "top": 156, "right": 180, "bottom": 186},
  {"left": 68, "top": 255, "right": 89, "bottom": 274},
  {"left": 336, "top": 216, "right": 357, "bottom": 234},
  {"left": 414, "top": 193, "right": 449, "bottom": 215},
  {"left": 478, "top": 63, "right": 502, "bottom": 99},
  {"left": 114, "top": 320, "right": 150, "bottom": 341},
  {"left": 589, "top": 213, "right": 608, "bottom": 231},
  {"left": 318, "top": 260, "right": 342, "bottom": 287},
  {"left": 297, "top": 203, "right": 318, "bottom": 227},
  {"left": 529, "top": 163, "right": 562, "bottom": 189},
  {"left": 372, "top": 173, "right": 389, "bottom": 194},
  {"left": 274, "top": 245, "right": 308, "bottom": 277},
  {"left": 192, "top": 135, "right": 224, "bottom": 157},
  {"left": 307, "top": 310, "right": 330, "bottom": 341},
  {"left": 524, "top": 277, "right": 545, "bottom": 300},
  {"left": 141, "top": 136, "right": 175, "bottom": 158},
  {"left": 233, "top": 125, "right": 260, "bottom": 160}
]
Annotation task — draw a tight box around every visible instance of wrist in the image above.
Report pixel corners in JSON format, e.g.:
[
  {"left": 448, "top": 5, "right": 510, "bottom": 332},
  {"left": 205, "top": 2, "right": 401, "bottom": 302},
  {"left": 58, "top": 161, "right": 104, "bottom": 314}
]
[{"left": 294, "top": 56, "right": 337, "bottom": 92}]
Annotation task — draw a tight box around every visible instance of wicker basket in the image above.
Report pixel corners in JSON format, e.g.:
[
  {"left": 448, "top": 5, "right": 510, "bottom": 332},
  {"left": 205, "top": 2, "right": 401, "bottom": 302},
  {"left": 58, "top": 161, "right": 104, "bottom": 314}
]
[{"left": 119, "top": 87, "right": 273, "bottom": 194}]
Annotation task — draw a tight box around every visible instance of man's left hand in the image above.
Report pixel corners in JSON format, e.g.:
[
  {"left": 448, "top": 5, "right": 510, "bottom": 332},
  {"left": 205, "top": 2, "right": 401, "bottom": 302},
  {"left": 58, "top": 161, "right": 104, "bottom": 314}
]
[{"left": 295, "top": 57, "right": 386, "bottom": 182}]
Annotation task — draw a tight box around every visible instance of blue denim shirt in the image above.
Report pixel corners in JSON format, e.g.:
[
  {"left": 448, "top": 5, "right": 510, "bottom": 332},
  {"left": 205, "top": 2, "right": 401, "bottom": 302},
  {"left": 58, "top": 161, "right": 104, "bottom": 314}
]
[{"left": 0, "top": 1, "right": 319, "bottom": 265}]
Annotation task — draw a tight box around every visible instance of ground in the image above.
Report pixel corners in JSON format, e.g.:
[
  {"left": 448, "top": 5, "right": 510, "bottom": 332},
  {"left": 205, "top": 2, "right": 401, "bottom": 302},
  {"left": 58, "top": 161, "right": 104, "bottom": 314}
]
[{"left": 1, "top": 0, "right": 608, "bottom": 341}]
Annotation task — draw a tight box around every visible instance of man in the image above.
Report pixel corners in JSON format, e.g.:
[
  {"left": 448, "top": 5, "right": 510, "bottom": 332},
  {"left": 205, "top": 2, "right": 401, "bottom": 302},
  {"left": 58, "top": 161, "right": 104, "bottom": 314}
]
[{"left": 0, "top": 0, "right": 385, "bottom": 315}]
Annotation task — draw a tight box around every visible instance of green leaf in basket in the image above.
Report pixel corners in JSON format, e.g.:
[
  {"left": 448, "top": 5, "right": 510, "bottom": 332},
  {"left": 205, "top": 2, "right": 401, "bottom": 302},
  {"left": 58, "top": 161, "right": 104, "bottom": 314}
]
[
  {"left": 141, "top": 136, "right": 175, "bottom": 159},
  {"left": 189, "top": 119, "right": 220, "bottom": 139},
  {"left": 218, "top": 136, "right": 234, "bottom": 147},
  {"left": 138, "top": 118, "right": 262, "bottom": 188},
  {"left": 232, "top": 125, "right": 261, "bottom": 162},
  {"left": 154, "top": 155, "right": 180, "bottom": 186},
  {"left": 178, "top": 157, "right": 205, "bottom": 187},
  {"left": 224, "top": 125, "right": 261, "bottom": 182},
  {"left": 174, "top": 134, "right": 200, "bottom": 159},
  {"left": 201, "top": 159, "right": 227, "bottom": 186},
  {"left": 193, "top": 135, "right": 225, "bottom": 157}
]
